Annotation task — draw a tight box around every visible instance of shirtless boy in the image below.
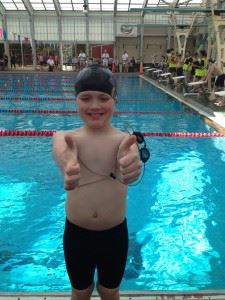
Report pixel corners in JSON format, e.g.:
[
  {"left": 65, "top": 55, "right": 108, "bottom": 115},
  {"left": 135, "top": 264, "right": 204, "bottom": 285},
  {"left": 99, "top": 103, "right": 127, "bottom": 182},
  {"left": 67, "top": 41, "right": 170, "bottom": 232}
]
[{"left": 53, "top": 64, "right": 142, "bottom": 300}]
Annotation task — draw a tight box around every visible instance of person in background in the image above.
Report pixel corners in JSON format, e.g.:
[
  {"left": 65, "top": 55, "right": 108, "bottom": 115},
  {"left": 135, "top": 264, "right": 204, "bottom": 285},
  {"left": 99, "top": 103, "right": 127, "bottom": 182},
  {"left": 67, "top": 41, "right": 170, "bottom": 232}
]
[
  {"left": 52, "top": 65, "right": 143, "bottom": 300},
  {"left": 129, "top": 56, "right": 136, "bottom": 72},
  {"left": 194, "top": 50, "right": 208, "bottom": 81},
  {"left": 102, "top": 49, "right": 110, "bottom": 68},
  {"left": 78, "top": 50, "right": 87, "bottom": 70},
  {"left": 3, "top": 53, "right": 8, "bottom": 71},
  {"left": 175, "top": 53, "right": 183, "bottom": 76},
  {"left": 72, "top": 56, "right": 79, "bottom": 72},
  {"left": 38, "top": 54, "right": 44, "bottom": 71},
  {"left": 122, "top": 50, "right": 129, "bottom": 73},
  {"left": 11, "top": 52, "right": 16, "bottom": 69},
  {"left": 206, "top": 59, "right": 225, "bottom": 106},
  {"left": 158, "top": 55, "right": 166, "bottom": 71},
  {"left": 168, "top": 50, "right": 177, "bottom": 76},
  {"left": 190, "top": 52, "right": 199, "bottom": 81},
  {"left": 54, "top": 55, "right": 59, "bottom": 71},
  {"left": 114, "top": 56, "right": 119, "bottom": 72},
  {"left": 182, "top": 51, "right": 193, "bottom": 82},
  {"left": 47, "top": 56, "right": 55, "bottom": 72}
]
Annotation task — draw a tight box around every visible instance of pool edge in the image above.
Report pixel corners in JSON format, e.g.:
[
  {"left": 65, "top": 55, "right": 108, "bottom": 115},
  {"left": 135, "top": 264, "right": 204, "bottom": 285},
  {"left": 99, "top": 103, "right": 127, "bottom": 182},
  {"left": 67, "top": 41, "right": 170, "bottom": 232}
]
[{"left": 141, "top": 75, "right": 225, "bottom": 133}]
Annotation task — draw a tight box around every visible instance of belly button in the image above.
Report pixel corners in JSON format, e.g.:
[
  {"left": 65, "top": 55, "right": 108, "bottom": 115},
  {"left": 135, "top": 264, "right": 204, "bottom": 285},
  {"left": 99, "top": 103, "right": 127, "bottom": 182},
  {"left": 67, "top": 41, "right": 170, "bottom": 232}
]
[{"left": 93, "top": 212, "right": 98, "bottom": 218}]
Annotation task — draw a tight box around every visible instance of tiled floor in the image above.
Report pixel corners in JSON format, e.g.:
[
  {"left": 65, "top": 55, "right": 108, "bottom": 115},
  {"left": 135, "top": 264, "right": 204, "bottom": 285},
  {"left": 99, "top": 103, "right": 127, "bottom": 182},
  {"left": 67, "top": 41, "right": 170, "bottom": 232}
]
[{"left": 1, "top": 292, "right": 225, "bottom": 300}]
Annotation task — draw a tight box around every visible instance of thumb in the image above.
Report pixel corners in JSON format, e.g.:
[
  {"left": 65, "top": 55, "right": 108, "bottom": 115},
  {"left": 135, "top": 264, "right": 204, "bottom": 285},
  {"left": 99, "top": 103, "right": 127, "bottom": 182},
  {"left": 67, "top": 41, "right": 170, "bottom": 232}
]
[
  {"left": 64, "top": 134, "right": 77, "bottom": 151},
  {"left": 64, "top": 134, "right": 78, "bottom": 163},
  {"left": 118, "top": 134, "right": 137, "bottom": 160}
]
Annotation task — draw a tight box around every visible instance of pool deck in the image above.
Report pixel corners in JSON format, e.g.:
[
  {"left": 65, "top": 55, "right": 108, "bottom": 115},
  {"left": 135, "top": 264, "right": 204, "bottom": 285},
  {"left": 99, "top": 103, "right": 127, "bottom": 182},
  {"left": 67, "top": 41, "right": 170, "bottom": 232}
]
[
  {"left": 141, "top": 75, "right": 225, "bottom": 133},
  {"left": 1, "top": 290, "right": 225, "bottom": 299}
]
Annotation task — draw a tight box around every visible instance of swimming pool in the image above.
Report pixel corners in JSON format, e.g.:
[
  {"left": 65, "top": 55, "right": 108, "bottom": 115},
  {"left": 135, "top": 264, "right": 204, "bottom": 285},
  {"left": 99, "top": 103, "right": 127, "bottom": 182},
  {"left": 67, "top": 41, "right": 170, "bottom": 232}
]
[{"left": 0, "top": 73, "right": 225, "bottom": 291}]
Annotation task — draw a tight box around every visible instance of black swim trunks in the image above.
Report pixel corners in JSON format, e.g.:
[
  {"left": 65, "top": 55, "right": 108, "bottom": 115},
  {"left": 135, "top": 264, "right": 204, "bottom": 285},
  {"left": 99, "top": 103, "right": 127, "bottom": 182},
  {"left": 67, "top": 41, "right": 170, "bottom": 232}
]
[
  {"left": 63, "top": 218, "right": 128, "bottom": 290},
  {"left": 215, "top": 74, "right": 225, "bottom": 88}
]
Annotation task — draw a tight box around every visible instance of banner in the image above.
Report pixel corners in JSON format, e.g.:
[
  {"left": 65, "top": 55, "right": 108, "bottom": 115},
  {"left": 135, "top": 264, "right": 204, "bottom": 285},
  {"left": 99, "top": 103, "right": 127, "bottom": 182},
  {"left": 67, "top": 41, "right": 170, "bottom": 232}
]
[
  {"left": 116, "top": 24, "right": 137, "bottom": 37},
  {"left": 3, "top": 29, "right": 7, "bottom": 41}
]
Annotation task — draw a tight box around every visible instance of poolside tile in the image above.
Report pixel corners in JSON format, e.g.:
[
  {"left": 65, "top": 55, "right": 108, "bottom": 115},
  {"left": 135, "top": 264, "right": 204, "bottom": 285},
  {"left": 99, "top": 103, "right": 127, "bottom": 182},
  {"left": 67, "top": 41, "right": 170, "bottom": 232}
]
[{"left": 1, "top": 293, "right": 225, "bottom": 300}]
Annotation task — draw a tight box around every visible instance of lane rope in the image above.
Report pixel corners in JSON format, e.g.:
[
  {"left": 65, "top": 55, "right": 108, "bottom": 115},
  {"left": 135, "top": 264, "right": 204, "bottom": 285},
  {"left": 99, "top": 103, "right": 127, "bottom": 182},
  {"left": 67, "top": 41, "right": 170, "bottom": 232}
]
[
  {"left": 0, "top": 97, "right": 154, "bottom": 102},
  {"left": 0, "top": 109, "right": 193, "bottom": 115},
  {"left": 0, "top": 89, "right": 75, "bottom": 93},
  {"left": 0, "top": 130, "right": 224, "bottom": 137}
]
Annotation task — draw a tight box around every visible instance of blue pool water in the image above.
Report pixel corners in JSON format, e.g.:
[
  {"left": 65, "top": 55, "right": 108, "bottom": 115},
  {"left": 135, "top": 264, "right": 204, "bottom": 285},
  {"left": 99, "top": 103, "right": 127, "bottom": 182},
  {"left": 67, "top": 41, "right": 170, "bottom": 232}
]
[{"left": 0, "top": 74, "right": 225, "bottom": 291}]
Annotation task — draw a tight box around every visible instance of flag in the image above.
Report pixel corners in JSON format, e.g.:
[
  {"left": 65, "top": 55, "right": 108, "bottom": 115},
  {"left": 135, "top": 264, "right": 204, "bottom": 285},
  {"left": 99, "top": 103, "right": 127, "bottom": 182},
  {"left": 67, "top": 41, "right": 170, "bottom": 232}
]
[{"left": 3, "top": 29, "right": 7, "bottom": 41}]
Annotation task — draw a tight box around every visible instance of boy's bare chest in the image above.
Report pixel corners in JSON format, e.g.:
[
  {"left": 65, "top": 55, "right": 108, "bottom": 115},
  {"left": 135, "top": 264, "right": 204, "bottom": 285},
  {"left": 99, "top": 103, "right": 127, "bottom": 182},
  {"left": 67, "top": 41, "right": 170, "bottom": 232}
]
[{"left": 77, "top": 137, "right": 121, "bottom": 172}]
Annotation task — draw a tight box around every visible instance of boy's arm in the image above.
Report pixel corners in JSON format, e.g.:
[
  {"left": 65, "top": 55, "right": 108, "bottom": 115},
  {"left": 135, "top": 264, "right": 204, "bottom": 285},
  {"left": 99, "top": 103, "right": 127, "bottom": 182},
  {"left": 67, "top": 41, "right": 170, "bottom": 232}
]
[
  {"left": 52, "top": 131, "right": 80, "bottom": 190},
  {"left": 117, "top": 135, "right": 142, "bottom": 184}
]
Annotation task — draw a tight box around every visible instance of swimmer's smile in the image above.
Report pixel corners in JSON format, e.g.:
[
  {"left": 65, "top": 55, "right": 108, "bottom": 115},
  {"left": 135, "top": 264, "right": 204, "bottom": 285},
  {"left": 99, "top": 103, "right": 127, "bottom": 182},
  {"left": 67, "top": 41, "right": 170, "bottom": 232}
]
[
  {"left": 87, "top": 112, "right": 105, "bottom": 119},
  {"left": 88, "top": 112, "right": 104, "bottom": 116}
]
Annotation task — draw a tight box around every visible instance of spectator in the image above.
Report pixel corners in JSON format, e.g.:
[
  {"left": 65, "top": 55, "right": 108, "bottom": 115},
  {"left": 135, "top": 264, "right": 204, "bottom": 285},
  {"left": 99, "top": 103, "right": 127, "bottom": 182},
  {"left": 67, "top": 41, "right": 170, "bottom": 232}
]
[
  {"left": 102, "top": 49, "right": 110, "bottom": 68},
  {"left": 122, "top": 51, "right": 129, "bottom": 73},
  {"left": 78, "top": 50, "right": 86, "bottom": 70},
  {"left": 11, "top": 52, "right": 16, "bottom": 69},
  {"left": 129, "top": 56, "right": 136, "bottom": 72},
  {"left": 47, "top": 56, "right": 55, "bottom": 72}
]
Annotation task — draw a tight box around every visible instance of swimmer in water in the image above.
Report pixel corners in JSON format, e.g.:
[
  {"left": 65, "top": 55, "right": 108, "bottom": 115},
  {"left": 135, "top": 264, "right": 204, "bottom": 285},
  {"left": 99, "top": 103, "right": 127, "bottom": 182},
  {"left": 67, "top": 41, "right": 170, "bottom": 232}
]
[{"left": 52, "top": 64, "right": 143, "bottom": 300}]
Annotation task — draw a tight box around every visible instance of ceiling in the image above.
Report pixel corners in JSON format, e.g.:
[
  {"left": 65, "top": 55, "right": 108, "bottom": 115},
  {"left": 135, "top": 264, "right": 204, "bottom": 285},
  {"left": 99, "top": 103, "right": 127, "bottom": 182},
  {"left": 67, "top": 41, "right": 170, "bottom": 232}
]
[{"left": 0, "top": 0, "right": 205, "bottom": 13}]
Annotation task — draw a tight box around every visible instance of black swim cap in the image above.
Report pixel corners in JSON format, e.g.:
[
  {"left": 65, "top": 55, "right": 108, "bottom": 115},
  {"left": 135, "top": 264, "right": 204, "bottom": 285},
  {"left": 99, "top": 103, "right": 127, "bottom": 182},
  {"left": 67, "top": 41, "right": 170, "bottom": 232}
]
[{"left": 75, "top": 64, "right": 117, "bottom": 98}]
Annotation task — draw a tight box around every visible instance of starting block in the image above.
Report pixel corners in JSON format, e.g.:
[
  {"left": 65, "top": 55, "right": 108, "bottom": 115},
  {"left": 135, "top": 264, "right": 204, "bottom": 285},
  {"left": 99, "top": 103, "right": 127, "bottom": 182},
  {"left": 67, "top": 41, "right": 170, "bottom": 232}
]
[
  {"left": 152, "top": 69, "right": 163, "bottom": 79},
  {"left": 172, "top": 75, "right": 185, "bottom": 81},
  {"left": 146, "top": 68, "right": 156, "bottom": 72},
  {"left": 187, "top": 80, "right": 207, "bottom": 87},
  {"left": 184, "top": 80, "right": 207, "bottom": 97},
  {"left": 171, "top": 75, "right": 186, "bottom": 92},
  {"left": 153, "top": 69, "right": 162, "bottom": 74},
  {"left": 160, "top": 72, "right": 172, "bottom": 77},
  {"left": 214, "top": 91, "right": 225, "bottom": 97},
  {"left": 158, "top": 72, "right": 172, "bottom": 84},
  {"left": 145, "top": 68, "right": 157, "bottom": 78}
]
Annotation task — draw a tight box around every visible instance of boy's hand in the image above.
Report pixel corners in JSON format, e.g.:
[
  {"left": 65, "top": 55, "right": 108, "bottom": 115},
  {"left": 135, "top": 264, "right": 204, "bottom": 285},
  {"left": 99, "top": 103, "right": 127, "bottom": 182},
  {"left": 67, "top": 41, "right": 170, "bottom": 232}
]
[
  {"left": 64, "top": 134, "right": 81, "bottom": 190},
  {"left": 117, "top": 135, "right": 142, "bottom": 184}
]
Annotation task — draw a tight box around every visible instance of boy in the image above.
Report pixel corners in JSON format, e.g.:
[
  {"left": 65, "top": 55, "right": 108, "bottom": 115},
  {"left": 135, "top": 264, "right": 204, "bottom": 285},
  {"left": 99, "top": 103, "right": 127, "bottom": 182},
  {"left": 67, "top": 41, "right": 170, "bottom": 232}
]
[{"left": 52, "top": 64, "right": 142, "bottom": 300}]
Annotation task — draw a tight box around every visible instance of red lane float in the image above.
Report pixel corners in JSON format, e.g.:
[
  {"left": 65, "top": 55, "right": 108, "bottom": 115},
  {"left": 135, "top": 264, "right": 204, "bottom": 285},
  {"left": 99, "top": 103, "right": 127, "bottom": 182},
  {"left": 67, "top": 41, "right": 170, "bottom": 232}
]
[
  {"left": 0, "top": 89, "right": 75, "bottom": 93},
  {"left": 0, "top": 130, "right": 224, "bottom": 137},
  {"left": 0, "top": 130, "right": 56, "bottom": 136},
  {"left": 0, "top": 97, "right": 74, "bottom": 101}
]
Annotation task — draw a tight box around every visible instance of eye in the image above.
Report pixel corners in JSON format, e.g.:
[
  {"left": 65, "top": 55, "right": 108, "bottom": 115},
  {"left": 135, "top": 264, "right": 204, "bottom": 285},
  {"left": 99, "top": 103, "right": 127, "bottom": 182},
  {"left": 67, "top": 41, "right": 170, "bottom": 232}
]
[
  {"left": 79, "top": 96, "right": 90, "bottom": 102},
  {"left": 99, "top": 95, "right": 111, "bottom": 102}
]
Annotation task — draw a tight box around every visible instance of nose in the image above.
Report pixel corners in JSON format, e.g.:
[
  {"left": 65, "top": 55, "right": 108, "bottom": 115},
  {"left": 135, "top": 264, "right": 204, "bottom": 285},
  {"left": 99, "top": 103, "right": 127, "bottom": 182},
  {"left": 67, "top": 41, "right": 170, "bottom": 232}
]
[{"left": 89, "top": 98, "right": 101, "bottom": 109}]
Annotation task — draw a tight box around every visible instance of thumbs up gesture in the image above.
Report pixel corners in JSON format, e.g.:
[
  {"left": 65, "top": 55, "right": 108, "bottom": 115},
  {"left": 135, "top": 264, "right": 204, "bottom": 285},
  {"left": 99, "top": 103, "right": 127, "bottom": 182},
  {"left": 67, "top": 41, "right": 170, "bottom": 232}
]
[
  {"left": 117, "top": 134, "right": 142, "bottom": 184},
  {"left": 63, "top": 134, "right": 81, "bottom": 190}
]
